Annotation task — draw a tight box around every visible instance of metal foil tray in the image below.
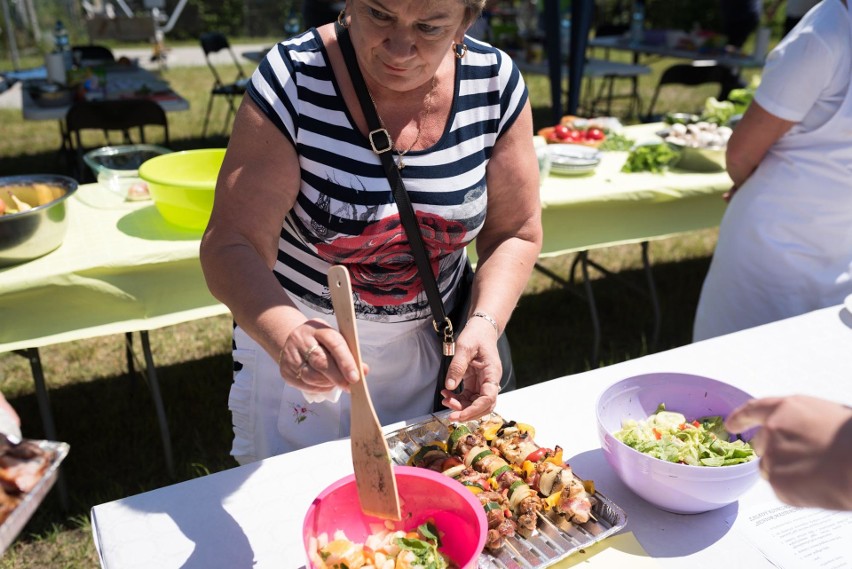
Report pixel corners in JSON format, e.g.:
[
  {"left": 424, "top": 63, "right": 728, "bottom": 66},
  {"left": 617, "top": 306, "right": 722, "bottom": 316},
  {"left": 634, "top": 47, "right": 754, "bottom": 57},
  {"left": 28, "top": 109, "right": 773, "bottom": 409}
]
[
  {"left": 0, "top": 440, "right": 70, "bottom": 554},
  {"left": 385, "top": 414, "right": 627, "bottom": 569}
]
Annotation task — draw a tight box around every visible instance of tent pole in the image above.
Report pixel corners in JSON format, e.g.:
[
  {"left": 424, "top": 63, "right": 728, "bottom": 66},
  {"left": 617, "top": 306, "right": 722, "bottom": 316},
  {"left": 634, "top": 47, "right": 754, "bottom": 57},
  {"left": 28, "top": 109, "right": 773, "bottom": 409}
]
[
  {"left": 1, "top": 0, "right": 20, "bottom": 69},
  {"left": 544, "top": 0, "right": 562, "bottom": 124},
  {"left": 567, "top": 0, "right": 592, "bottom": 115}
]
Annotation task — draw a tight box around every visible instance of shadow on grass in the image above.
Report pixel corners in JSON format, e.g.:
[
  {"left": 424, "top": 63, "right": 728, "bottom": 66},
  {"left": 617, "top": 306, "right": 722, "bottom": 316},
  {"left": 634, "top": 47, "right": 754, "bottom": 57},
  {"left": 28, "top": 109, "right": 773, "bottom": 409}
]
[
  {"left": 10, "top": 352, "right": 237, "bottom": 536},
  {"left": 508, "top": 255, "right": 712, "bottom": 388}
]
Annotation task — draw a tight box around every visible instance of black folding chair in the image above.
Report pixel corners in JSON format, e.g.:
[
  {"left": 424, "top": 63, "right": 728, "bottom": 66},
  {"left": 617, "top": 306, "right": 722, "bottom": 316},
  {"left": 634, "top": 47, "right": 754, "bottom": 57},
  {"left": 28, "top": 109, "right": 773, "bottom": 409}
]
[
  {"left": 644, "top": 62, "right": 742, "bottom": 122},
  {"left": 71, "top": 44, "right": 115, "bottom": 67},
  {"left": 199, "top": 31, "right": 249, "bottom": 138},
  {"left": 64, "top": 98, "right": 170, "bottom": 182}
]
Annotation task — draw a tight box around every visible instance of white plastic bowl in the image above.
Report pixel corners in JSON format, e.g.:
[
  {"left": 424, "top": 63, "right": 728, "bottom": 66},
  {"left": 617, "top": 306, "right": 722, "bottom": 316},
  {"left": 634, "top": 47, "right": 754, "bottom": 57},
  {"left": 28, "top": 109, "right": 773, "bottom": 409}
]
[{"left": 596, "top": 372, "right": 760, "bottom": 514}]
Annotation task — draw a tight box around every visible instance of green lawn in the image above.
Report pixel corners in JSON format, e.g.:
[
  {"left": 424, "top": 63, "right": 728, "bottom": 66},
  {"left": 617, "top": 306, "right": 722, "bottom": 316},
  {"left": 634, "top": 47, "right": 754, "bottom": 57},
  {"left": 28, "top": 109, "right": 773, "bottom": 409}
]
[{"left": 0, "top": 48, "right": 731, "bottom": 567}]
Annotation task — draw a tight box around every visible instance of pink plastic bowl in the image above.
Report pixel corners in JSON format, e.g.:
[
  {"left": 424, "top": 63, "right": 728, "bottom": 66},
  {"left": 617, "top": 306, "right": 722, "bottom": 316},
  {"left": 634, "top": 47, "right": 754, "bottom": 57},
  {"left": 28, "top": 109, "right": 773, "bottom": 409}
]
[
  {"left": 302, "top": 465, "right": 487, "bottom": 568},
  {"left": 596, "top": 372, "right": 761, "bottom": 514}
]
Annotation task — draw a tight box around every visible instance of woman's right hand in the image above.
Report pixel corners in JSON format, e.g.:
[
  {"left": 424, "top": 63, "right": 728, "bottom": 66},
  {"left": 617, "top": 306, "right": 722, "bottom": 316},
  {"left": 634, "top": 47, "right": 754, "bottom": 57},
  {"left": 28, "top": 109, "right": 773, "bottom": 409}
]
[{"left": 277, "top": 318, "right": 367, "bottom": 393}]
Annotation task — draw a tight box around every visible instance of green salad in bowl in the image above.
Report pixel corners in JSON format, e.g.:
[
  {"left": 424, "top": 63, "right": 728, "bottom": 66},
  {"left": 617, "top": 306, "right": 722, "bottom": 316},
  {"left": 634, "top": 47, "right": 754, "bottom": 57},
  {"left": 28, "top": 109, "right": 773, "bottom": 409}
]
[{"left": 614, "top": 403, "right": 756, "bottom": 467}]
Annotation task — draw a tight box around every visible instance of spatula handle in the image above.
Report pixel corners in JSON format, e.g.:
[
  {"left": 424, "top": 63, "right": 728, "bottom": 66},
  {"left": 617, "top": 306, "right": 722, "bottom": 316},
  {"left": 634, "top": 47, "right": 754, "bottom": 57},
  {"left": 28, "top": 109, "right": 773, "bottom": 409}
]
[{"left": 327, "top": 265, "right": 365, "bottom": 382}]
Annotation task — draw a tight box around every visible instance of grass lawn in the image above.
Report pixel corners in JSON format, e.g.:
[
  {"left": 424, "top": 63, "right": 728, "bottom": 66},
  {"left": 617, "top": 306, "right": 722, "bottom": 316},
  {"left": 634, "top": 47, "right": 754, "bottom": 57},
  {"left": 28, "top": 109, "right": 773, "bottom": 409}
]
[{"left": 0, "top": 43, "right": 737, "bottom": 567}]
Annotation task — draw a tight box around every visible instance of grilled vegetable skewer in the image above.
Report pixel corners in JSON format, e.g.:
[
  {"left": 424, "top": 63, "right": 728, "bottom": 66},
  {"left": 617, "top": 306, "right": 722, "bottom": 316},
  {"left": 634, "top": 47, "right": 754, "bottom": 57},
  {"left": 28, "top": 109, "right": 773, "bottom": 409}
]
[
  {"left": 448, "top": 424, "right": 542, "bottom": 536},
  {"left": 408, "top": 443, "right": 517, "bottom": 550},
  {"left": 482, "top": 416, "right": 596, "bottom": 524}
]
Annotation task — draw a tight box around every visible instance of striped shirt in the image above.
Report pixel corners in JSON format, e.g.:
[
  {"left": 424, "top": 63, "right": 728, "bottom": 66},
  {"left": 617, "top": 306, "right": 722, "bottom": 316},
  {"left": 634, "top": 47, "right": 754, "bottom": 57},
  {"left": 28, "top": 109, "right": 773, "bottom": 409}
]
[{"left": 247, "top": 30, "right": 528, "bottom": 323}]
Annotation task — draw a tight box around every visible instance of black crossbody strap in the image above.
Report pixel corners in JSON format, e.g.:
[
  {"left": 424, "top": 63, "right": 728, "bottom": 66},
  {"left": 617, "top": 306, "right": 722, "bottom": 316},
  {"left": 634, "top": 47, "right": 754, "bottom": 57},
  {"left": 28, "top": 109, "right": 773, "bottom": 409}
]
[{"left": 335, "top": 22, "right": 452, "bottom": 336}]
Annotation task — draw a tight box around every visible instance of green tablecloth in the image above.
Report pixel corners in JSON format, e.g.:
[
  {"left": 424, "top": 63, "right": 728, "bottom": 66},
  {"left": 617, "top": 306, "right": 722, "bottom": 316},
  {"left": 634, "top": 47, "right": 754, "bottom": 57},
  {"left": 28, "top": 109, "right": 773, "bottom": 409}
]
[
  {"left": 0, "top": 184, "right": 228, "bottom": 353},
  {"left": 2, "top": 124, "right": 729, "bottom": 353},
  {"left": 536, "top": 123, "right": 729, "bottom": 257}
]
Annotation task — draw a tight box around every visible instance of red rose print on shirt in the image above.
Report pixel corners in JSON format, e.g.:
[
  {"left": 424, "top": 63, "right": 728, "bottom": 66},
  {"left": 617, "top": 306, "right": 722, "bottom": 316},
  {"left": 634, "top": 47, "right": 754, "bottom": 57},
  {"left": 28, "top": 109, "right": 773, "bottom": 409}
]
[{"left": 315, "top": 213, "right": 466, "bottom": 305}]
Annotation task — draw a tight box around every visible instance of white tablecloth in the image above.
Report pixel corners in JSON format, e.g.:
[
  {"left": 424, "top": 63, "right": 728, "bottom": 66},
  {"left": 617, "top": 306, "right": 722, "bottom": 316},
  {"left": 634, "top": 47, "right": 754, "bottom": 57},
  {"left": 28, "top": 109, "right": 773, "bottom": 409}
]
[{"left": 90, "top": 304, "right": 852, "bottom": 568}]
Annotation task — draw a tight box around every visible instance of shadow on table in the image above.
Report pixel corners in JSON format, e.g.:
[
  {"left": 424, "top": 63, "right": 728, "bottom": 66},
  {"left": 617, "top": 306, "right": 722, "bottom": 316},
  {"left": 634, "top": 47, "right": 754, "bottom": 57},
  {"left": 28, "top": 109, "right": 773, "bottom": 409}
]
[
  {"left": 117, "top": 205, "right": 204, "bottom": 241},
  {"left": 568, "top": 449, "right": 737, "bottom": 558},
  {"left": 110, "top": 460, "right": 261, "bottom": 568},
  {"left": 838, "top": 306, "right": 852, "bottom": 330}
]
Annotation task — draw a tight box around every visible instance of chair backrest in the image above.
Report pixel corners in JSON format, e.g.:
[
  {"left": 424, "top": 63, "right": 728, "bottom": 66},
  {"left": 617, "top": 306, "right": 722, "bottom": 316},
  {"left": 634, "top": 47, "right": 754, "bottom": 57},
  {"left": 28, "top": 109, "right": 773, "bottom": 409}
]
[
  {"left": 645, "top": 63, "right": 740, "bottom": 120},
  {"left": 71, "top": 44, "right": 115, "bottom": 66},
  {"left": 199, "top": 32, "right": 247, "bottom": 87},
  {"left": 65, "top": 99, "right": 170, "bottom": 181}
]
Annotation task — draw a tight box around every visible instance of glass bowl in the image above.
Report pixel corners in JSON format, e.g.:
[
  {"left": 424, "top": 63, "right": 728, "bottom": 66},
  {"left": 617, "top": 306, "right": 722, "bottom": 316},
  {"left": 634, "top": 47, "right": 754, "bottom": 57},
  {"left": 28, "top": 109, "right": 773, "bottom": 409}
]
[{"left": 83, "top": 144, "right": 172, "bottom": 201}]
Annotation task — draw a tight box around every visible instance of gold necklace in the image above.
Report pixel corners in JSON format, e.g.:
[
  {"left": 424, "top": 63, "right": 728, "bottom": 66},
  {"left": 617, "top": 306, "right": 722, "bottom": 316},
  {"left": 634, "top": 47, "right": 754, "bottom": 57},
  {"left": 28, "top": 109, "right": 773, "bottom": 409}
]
[{"left": 368, "top": 76, "right": 437, "bottom": 169}]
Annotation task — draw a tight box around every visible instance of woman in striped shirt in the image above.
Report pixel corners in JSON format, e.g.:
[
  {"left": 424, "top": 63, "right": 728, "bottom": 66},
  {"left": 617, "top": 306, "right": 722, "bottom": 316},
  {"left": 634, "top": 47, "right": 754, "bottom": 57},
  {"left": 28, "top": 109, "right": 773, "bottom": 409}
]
[{"left": 200, "top": 0, "right": 542, "bottom": 463}]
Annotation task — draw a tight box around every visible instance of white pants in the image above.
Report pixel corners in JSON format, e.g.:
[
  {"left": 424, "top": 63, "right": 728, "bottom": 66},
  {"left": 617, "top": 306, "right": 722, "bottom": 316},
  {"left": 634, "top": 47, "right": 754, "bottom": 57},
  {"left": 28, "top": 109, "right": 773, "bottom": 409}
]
[{"left": 228, "top": 301, "right": 441, "bottom": 464}]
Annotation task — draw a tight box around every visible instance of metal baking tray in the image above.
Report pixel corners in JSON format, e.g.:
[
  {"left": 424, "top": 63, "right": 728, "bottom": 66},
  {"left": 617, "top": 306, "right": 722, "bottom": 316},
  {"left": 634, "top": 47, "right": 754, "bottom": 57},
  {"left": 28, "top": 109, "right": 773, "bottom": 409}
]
[
  {"left": 0, "top": 440, "right": 70, "bottom": 554},
  {"left": 385, "top": 414, "right": 627, "bottom": 569}
]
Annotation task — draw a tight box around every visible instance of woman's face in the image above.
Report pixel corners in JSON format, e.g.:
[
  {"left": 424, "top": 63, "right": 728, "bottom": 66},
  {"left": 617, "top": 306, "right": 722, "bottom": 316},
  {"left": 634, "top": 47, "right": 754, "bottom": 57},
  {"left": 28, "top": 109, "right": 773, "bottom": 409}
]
[{"left": 346, "top": 0, "right": 470, "bottom": 93}]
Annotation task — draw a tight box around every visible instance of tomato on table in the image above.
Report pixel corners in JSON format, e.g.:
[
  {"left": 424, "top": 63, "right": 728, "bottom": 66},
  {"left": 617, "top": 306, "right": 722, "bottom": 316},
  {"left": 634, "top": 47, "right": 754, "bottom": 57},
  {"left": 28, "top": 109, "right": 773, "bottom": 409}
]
[{"left": 585, "top": 127, "right": 605, "bottom": 141}]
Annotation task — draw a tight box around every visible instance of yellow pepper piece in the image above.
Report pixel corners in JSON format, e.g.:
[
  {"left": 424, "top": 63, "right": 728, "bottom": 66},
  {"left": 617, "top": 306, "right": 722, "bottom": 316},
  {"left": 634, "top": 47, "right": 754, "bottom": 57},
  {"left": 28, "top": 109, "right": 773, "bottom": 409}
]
[
  {"left": 544, "top": 492, "right": 561, "bottom": 510},
  {"left": 465, "top": 484, "right": 483, "bottom": 495},
  {"left": 515, "top": 422, "right": 536, "bottom": 439},
  {"left": 522, "top": 460, "right": 536, "bottom": 478},
  {"left": 546, "top": 448, "right": 564, "bottom": 466},
  {"left": 481, "top": 422, "right": 501, "bottom": 441},
  {"left": 583, "top": 479, "right": 595, "bottom": 495}
]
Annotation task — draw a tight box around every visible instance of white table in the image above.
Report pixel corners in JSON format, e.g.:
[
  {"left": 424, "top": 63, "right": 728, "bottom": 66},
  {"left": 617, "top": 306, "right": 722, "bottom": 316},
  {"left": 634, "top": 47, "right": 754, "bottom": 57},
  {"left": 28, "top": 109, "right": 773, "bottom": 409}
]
[{"left": 90, "top": 303, "right": 852, "bottom": 568}]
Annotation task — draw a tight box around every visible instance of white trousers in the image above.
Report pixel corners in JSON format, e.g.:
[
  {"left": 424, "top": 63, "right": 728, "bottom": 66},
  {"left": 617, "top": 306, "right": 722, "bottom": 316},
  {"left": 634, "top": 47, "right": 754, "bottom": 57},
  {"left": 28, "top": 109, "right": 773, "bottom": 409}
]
[{"left": 228, "top": 300, "right": 441, "bottom": 465}]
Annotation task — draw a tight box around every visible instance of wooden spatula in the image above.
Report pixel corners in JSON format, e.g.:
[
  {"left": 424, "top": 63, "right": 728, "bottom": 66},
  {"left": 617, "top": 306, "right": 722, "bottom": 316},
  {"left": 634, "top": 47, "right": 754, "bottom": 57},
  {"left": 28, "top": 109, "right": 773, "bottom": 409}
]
[{"left": 328, "top": 265, "right": 401, "bottom": 521}]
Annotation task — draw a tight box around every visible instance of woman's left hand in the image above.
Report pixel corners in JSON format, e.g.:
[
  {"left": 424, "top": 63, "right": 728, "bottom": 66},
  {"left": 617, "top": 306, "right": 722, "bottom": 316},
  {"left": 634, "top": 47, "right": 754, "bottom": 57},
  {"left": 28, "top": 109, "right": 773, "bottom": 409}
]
[{"left": 439, "top": 317, "right": 502, "bottom": 421}]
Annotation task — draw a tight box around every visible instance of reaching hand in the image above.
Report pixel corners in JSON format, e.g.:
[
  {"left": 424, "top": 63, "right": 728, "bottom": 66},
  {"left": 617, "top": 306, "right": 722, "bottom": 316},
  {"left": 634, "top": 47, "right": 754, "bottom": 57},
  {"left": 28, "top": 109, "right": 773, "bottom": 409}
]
[
  {"left": 276, "top": 318, "right": 367, "bottom": 394},
  {"left": 439, "top": 317, "right": 502, "bottom": 422},
  {"left": 725, "top": 395, "right": 852, "bottom": 510}
]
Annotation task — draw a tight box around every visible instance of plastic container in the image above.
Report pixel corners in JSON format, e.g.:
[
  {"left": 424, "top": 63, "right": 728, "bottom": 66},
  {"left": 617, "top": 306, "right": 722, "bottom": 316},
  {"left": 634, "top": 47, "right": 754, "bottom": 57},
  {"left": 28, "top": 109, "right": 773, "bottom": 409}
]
[
  {"left": 138, "top": 148, "right": 225, "bottom": 231},
  {"left": 83, "top": 144, "right": 172, "bottom": 202},
  {"left": 303, "top": 465, "right": 487, "bottom": 569},
  {"left": 596, "top": 372, "right": 760, "bottom": 514}
]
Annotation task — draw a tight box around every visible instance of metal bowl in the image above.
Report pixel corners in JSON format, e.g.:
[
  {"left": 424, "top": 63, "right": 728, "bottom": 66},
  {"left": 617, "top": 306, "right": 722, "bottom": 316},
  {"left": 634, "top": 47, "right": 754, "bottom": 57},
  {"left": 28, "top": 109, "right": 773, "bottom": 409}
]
[
  {"left": 0, "top": 175, "right": 78, "bottom": 267},
  {"left": 666, "top": 140, "right": 727, "bottom": 173}
]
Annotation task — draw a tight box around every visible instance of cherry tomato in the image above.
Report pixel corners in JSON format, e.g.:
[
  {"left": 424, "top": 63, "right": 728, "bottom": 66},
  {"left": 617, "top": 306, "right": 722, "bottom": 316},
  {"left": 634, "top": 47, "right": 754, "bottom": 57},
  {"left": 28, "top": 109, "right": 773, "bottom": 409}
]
[
  {"left": 585, "top": 127, "right": 605, "bottom": 141},
  {"left": 553, "top": 124, "right": 572, "bottom": 140},
  {"left": 525, "top": 447, "right": 552, "bottom": 463},
  {"left": 567, "top": 129, "right": 584, "bottom": 142},
  {"left": 441, "top": 457, "right": 463, "bottom": 471}
]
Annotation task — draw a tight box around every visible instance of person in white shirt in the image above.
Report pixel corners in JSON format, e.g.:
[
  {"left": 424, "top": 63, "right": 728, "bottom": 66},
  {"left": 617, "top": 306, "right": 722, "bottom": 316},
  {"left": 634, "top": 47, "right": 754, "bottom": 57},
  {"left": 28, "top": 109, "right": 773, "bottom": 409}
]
[{"left": 693, "top": 0, "right": 852, "bottom": 340}]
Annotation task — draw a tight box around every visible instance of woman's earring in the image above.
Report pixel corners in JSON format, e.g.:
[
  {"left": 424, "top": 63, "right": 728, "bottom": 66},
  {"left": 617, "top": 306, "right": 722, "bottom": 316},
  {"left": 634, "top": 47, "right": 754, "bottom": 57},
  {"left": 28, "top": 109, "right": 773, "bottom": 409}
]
[
  {"left": 453, "top": 42, "right": 468, "bottom": 59},
  {"left": 337, "top": 10, "right": 349, "bottom": 28}
]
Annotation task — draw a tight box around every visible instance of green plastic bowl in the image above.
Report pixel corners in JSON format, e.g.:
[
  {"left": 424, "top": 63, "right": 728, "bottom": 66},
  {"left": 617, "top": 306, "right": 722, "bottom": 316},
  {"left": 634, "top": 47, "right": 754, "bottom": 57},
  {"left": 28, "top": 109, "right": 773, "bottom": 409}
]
[{"left": 138, "top": 148, "right": 226, "bottom": 231}]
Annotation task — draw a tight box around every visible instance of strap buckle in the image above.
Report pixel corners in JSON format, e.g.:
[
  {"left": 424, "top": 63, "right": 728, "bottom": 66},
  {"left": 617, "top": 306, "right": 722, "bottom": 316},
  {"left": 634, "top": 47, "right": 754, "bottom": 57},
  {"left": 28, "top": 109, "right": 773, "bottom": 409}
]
[
  {"left": 433, "top": 317, "right": 453, "bottom": 337},
  {"left": 369, "top": 128, "right": 393, "bottom": 154}
]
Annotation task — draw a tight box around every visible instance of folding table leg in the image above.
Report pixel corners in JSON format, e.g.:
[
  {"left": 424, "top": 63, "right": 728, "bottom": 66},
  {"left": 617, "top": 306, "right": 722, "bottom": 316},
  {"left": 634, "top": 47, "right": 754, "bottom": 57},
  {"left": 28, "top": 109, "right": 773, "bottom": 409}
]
[
  {"left": 533, "top": 256, "right": 601, "bottom": 368},
  {"left": 578, "top": 252, "right": 602, "bottom": 367},
  {"left": 12, "top": 348, "right": 70, "bottom": 511},
  {"left": 641, "top": 241, "right": 661, "bottom": 351},
  {"left": 125, "top": 332, "right": 136, "bottom": 385},
  {"left": 138, "top": 332, "right": 176, "bottom": 479}
]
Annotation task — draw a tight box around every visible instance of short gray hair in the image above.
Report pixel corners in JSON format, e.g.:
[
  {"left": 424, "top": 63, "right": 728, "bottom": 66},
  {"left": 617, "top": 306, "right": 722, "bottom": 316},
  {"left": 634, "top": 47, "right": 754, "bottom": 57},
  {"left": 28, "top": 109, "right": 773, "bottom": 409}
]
[{"left": 460, "top": 0, "right": 487, "bottom": 26}]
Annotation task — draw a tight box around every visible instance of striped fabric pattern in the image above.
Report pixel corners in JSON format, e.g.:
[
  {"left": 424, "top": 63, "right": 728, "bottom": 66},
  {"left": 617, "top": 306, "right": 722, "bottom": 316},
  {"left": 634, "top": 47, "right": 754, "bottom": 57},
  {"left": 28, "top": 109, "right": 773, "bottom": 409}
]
[{"left": 246, "top": 30, "right": 528, "bottom": 323}]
